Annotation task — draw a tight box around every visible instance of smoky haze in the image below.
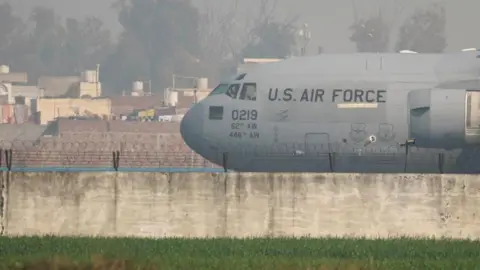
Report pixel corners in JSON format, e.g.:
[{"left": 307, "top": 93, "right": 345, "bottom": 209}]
[
  {"left": 6, "top": 0, "right": 480, "bottom": 52},
  {"left": 0, "top": 0, "right": 479, "bottom": 171},
  {"left": 2, "top": 0, "right": 480, "bottom": 95}
]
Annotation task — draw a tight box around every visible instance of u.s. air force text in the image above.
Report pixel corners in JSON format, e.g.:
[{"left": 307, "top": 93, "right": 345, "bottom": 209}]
[{"left": 268, "top": 88, "right": 386, "bottom": 103}]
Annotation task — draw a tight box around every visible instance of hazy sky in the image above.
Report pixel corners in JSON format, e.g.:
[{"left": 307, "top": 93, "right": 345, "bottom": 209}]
[{"left": 4, "top": 0, "right": 480, "bottom": 53}]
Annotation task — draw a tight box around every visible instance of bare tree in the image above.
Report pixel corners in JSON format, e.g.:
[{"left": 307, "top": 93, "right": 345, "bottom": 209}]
[
  {"left": 198, "top": 0, "right": 298, "bottom": 80},
  {"left": 394, "top": 3, "right": 447, "bottom": 53},
  {"left": 350, "top": 1, "right": 446, "bottom": 53},
  {"left": 240, "top": 0, "right": 299, "bottom": 58},
  {"left": 199, "top": 0, "right": 288, "bottom": 60},
  {"left": 198, "top": 0, "right": 240, "bottom": 60},
  {"left": 349, "top": 9, "right": 390, "bottom": 53},
  {"left": 196, "top": 0, "right": 241, "bottom": 82},
  {"left": 242, "top": 0, "right": 279, "bottom": 47},
  {"left": 349, "top": 0, "right": 406, "bottom": 53}
]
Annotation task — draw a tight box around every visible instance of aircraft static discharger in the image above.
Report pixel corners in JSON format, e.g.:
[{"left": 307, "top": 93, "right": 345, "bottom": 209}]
[{"left": 180, "top": 50, "right": 480, "bottom": 173}]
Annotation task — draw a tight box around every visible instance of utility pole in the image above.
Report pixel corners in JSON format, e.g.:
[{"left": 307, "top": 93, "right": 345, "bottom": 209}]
[
  {"left": 171, "top": 74, "right": 201, "bottom": 104},
  {"left": 96, "top": 64, "right": 100, "bottom": 97},
  {"left": 298, "top": 23, "right": 311, "bottom": 56}
]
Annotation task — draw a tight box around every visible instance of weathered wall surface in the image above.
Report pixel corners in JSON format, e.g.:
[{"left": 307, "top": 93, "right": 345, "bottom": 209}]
[{"left": 1, "top": 172, "right": 480, "bottom": 238}]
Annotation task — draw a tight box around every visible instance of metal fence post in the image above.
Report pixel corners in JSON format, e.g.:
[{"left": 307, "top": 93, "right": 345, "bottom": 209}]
[
  {"left": 222, "top": 152, "right": 228, "bottom": 172},
  {"left": 438, "top": 153, "right": 444, "bottom": 173},
  {"left": 116, "top": 150, "right": 120, "bottom": 170},
  {"left": 403, "top": 144, "right": 409, "bottom": 173},
  {"left": 112, "top": 151, "right": 119, "bottom": 171},
  {"left": 5, "top": 149, "right": 12, "bottom": 172},
  {"left": 328, "top": 152, "right": 334, "bottom": 172},
  {"left": 401, "top": 139, "right": 416, "bottom": 173}
]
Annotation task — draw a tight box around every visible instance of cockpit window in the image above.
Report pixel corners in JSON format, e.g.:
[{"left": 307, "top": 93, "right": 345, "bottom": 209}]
[
  {"left": 209, "top": 83, "right": 229, "bottom": 96},
  {"left": 239, "top": 83, "right": 256, "bottom": 101},
  {"left": 226, "top": 84, "right": 240, "bottom": 99}
]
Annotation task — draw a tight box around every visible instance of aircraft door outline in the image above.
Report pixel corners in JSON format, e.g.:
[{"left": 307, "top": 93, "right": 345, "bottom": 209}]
[{"left": 304, "top": 132, "right": 331, "bottom": 154}]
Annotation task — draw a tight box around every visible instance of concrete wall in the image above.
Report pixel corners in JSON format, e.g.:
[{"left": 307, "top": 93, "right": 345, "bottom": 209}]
[
  {"left": 36, "top": 98, "right": 111, "bottom": 124},
  {"left": 1, "top": 172, "right": 479, "bottom": 238}
]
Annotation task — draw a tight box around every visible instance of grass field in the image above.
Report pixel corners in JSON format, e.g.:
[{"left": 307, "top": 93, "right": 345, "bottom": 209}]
[{"left": 0, "top": 236, "right": 479, "bottom": 269}]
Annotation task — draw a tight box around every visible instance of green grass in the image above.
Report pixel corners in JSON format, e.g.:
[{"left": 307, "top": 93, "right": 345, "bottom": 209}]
[{"left": 0, "top": 236, "right": 479, "bottom": 269}]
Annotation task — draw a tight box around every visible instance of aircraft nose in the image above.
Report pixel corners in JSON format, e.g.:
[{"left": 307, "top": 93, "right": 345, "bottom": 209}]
[{"left": 180, "top": 103, "right": 204, "bottom": 152}]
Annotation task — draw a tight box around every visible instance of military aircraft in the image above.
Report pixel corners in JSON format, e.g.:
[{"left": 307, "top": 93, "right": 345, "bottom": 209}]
[{"left": 180, "top": 50, "right": 480, "bottom": 173}]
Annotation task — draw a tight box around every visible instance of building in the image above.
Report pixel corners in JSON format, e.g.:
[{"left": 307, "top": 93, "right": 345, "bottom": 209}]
[
  {"left": 32, "top": 97, "right": 111, "bottom": 125},
  {"left": 0, "top": 65, "right": 28, "bottom": 104}
]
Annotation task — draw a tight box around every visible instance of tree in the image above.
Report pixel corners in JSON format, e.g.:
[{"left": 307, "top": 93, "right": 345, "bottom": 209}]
[
  {"left": 8, "top": 6, "right": 113, "bottom": 83},
  {"left": 240, "top": 0, "right": 297, "bottom": 59},
  {"left": 0, "top": 3, "right": 30, "bottom": 71},
  {"left": 14, "top": 6, "right": 68, "bottom": 80},
  {"left": 241, "top": 21, "right": 297, "bottom": 58},
  {"left": 0, "top": 4, "right": 112, "bottom": 85},
  {"left": 196, "top": 0, "right": 241, "bottom": 82},
  {"left": 64, "top": 16, "right": 113, "bottom": 74},
  {"left": 103, "top": 0, "right": 202, "bottom": 94},
  {"left": 349, "top": 10, "right": 390, "bottom": 53},
  {"left": 349, "top": 0, "right": 412, "bottom": 53},
  {"left": 196, "top": 0, "right": 299, "bottom": 82},
  {"left": 349, "top": 1, "right": 447, "bottom": 53},
  {"left": 395, "top": 4, "right": 446, "bottom": 53},
  {"left": 0, "top": 3, "right": 24, "bottom": 53}
]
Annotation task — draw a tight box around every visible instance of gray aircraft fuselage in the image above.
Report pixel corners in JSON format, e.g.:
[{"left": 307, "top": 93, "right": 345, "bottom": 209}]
[{"left": 180, "top": 51, "right": 480, "bottom": 173}]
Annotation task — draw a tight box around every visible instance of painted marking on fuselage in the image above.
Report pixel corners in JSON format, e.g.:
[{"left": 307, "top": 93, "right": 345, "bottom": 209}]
[
  {"left": 337, "top": 103, "right": 378, "bottom": 108},
  {"left": 231, "top": 122, "right": 258, "bottom": 130},
  {"left": 229, "top": 131, "right": 260, "bottom": 139},
  {"left": 268, "top": 88, "right": 387, "bottom": 103},
  {"left": 229, "top": 121, "right": 259, "bottom": 139},
  {"left": 231, "top": 109, "right": 258, "bottom": 121}
]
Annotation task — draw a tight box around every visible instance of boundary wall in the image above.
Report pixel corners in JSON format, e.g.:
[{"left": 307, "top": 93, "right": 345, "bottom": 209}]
[{"left": 1, "top": 172, "right": 479, "bottom": 238}]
